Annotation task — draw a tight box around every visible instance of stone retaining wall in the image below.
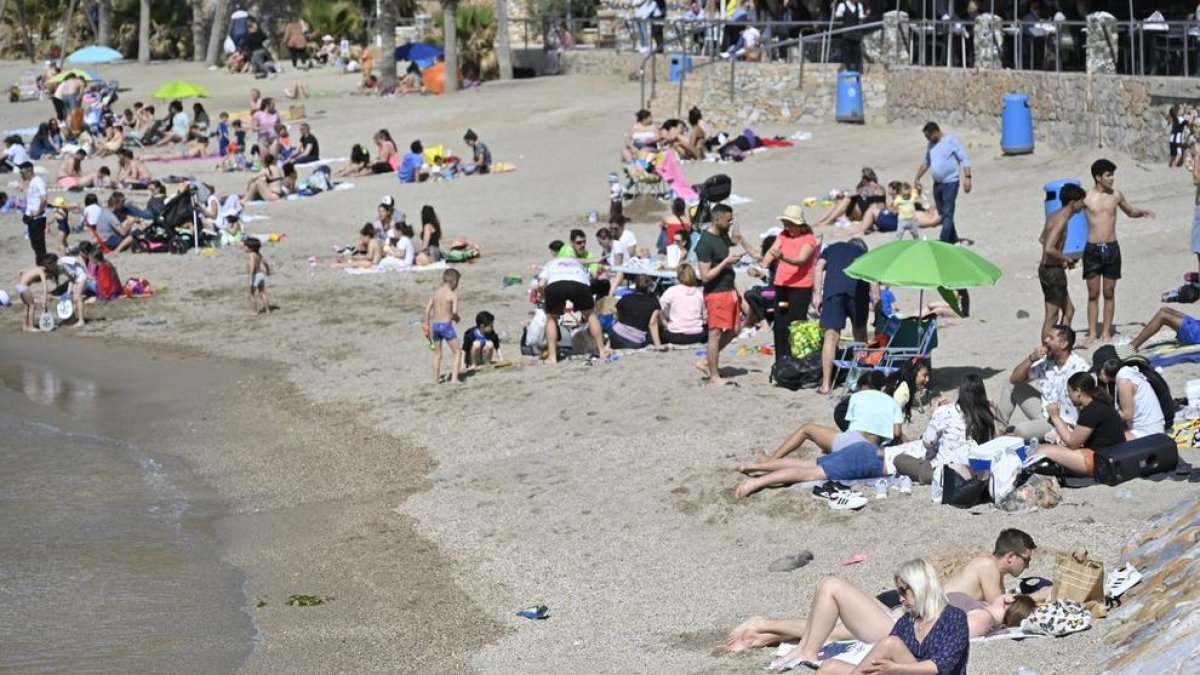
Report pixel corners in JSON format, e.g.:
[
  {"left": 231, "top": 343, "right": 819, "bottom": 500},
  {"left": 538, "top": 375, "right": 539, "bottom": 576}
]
[
  {"left": 561, "top": 51, "right": 1193, "bottom": 161},
  {"left": 884, "top": 67, "right": 1200, "bottom": 163}
]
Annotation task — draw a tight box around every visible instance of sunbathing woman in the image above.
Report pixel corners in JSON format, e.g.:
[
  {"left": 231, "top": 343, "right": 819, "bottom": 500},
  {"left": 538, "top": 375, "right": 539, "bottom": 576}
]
[
  {"left": 332, "top": 223, "right": 384, "bottom": 268},
  {"left": 687, "top": 107, "right": 714, "bottom": 156},
  {"left": 242, "top": 153, "right": 285, "bottom": 202},
  {"left": 148, "top": 136, "right": 212, "bottom": 161},
  {"left": 622, "top": 109, "right": 659, "bottom": 162},
  {"left": 814, "top": 168, "right": 886, "bottom": 227},
  {"left": 729, "top": 559, "right": 1029, "bottom": 672},
  {"left": 337, "top": 143, "right": 372, "bottom": 177},
  {"left": 852, "top": 182, "right": 943, "bottom": 237},
  {"left": 661, "top": 119, "right": 700, "bottom": 160},
  {"left": 56, "top": 149, "right": 101, "bottom": 189},
  {"left": 415, "top": 205, "right": 444, "bottom": 265}
]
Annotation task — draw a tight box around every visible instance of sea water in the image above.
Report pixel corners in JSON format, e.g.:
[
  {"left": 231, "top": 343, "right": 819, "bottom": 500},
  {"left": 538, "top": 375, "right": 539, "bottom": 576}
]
[{"left": 0, "top": 361, "right": 252, "bottom": 674}]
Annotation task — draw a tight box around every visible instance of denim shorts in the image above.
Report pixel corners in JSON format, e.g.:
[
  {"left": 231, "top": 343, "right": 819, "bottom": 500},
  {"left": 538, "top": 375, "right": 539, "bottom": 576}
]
[{"left": 816, "top": 441, "right": 885, "bottom": 481}]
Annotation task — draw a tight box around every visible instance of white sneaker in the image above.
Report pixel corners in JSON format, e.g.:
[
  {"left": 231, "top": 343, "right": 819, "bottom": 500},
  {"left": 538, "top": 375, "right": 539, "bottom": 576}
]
[
  {"left": 828, "top": 492, "right": 868, "bottom": 511},
  {"left": 1105, "top": 563, "right": 1142, "bottom": 598}
]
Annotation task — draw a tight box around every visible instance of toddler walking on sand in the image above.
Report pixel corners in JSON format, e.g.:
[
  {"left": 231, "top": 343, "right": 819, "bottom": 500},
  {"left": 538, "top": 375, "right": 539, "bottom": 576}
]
[
  {"left": 423, "top": 268, "right": 463, "bottom": 384},
  {"left": 245, "top": 238, "right": 272, "bottom": 314}
]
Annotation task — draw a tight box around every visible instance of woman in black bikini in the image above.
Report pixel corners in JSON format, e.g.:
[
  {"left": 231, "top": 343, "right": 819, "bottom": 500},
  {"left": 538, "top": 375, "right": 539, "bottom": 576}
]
[
  {"left": 415, "top": 205, "right": 444, "bottom": 265},
  {"left": 813, "top": 167, "right": 886, "bottom": 227},
  {"left": 242, "top": 153, "right": 285, "bottom": 202}
]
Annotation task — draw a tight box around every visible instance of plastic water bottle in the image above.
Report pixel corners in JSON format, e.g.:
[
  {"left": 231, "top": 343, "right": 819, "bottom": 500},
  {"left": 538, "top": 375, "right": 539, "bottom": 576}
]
[
  {"left": 930, "top": 478, "right": 943, "bottom": 504},
  {"left": 874, "top": 478, "right": 889, "bottom": 500}
]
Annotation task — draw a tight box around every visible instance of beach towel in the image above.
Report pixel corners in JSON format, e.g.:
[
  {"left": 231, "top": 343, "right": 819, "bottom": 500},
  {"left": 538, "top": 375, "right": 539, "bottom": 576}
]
[
  {"left": 143, "top": 152, "right": 221, "bottom": 163},
  {"left": 759, "top": 138, "right": 794, "bottom": 148},
  {"left": 653, "top": 149, "right": 699, "bottom": 202},
  {"left": 344, "top": 260, "right": 448, "bottom": 275},
  {"left": 1139, "top": 340, "right": 1200, "bottom": 369}
]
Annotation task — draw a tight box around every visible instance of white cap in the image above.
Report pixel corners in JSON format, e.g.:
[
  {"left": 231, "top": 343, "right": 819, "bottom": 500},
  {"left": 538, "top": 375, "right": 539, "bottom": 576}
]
[
  {"left": 322, "top": 34, "right": 334, "bottom": 41},
  {"left": 380, "top": 195, "right": 395, "bottom": 207}
]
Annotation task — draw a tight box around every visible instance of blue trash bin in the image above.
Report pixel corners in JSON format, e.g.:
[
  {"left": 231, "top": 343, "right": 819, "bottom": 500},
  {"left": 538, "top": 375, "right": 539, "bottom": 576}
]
[
  {"left": 1043, "top": 179, "right": 1088, "bottom": 258},
  {"left": 1002, "top": 93, "right": 1034, "bottom": 155},
  {"left": 669, "top": 53, "right": 693, "bottom": 83},
  {"left": 835, "top": 71, "right": 864, "bottom": 123}
]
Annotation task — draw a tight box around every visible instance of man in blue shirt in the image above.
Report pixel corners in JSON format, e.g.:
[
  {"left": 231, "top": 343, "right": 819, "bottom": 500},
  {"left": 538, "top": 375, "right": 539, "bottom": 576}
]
[
  {"left": 914, "top": 121, "right": 972, "bottom": 245},
  {"left": 397, "top": 140, "right": 427, "bottom": 183}
]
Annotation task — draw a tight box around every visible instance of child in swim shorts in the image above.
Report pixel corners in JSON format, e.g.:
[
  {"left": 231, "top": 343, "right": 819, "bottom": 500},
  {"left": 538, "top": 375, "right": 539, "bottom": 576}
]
[{"left": 423, "top": 268, "right": 463, "bottom": 384}]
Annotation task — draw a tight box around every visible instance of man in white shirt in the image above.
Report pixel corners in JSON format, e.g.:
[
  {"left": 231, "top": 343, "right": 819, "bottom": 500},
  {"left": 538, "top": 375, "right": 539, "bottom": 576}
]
[
  {"left": 537, "top": 255, "right": 611, "bottom": 364},
  {"left": 20, "top": 161, "right": 48, "bottom": 262},
  {"left": 999, "top": 324, "right": 1090, "bottom": 439}
]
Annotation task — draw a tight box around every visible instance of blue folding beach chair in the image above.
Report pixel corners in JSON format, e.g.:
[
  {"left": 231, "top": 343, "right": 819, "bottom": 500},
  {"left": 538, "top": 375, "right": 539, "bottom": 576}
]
[{"left": 834, "top": 316, "right": 938, "bottom": 393}]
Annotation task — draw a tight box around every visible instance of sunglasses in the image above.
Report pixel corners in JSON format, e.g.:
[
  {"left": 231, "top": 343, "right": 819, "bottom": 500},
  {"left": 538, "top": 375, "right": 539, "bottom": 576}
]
[
  {"left": 1015, "top": 552, "right": 1032, "bottom": 565},
  {"left": 572, "top": 239, "right": 586, "bottom": 245},
  {"left": 896, "top": 582, "right": 912, "bottom": 596}
]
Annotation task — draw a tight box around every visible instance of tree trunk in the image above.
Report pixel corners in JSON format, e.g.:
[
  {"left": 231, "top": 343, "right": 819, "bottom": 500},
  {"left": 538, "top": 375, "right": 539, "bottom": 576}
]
[
  {"left": 138, "top": 0, "right": 151, "bottom": 64},
  {"left": 495, "top": 0, "right": 512, "bottom": 80},
  {"left": 59, "top": 0, "right": 80, "bottom": 59},
  {"left": 378, "top": 0, "right": 397, "bottom": 90},
  {"left": 442, "top": 1, "right": 458, "bottom": 93},
  {"left": 12, "top": 0, "right": 36, "bottom": 62},
  {"left": 191, "top": 0, "right": 207, "bottom": 61},
  {"left": 97, "top": 0, "right": 113, "bottom": 47},
  {"left": 205, "top": 0, "right": 229, "bottom": 66}
]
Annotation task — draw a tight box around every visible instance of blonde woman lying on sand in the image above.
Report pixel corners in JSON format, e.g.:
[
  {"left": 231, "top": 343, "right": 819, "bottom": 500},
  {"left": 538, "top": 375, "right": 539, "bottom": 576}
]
[{"left": 727, "top": 559, "right": 1033, "bottom": 672}]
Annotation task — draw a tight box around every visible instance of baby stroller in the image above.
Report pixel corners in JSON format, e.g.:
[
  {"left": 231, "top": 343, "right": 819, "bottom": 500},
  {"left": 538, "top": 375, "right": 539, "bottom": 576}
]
[
  {"left": 142, "top": 185, "right": 205, "bottom": 253},
  {"left": 690, "top": 173, "right": 731, "bottom": 227}
]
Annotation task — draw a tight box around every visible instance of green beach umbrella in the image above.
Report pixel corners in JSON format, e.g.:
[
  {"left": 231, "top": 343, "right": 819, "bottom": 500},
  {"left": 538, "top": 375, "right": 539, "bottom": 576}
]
[
  {"left": 49, "top": 69, "right": 96, "bottom": 83},
  {"left": 844, "top": 239, "right": 1002, "bottom": 290},
  {"left": 153, "top": 81, "right": 211, "bottom": 100}
]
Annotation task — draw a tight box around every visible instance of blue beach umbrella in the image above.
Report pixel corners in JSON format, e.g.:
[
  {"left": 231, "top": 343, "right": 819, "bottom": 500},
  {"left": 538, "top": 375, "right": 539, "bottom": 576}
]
[
  {"left": 394, "top": 42, "right": 444, "bottom": 63},
  {"left": 66, "top": 45, "right": 124, "bottom": 64}
]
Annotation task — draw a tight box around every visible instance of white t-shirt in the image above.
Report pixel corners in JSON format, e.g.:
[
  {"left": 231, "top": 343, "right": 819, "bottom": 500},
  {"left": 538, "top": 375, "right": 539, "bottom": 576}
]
[
  {"left": 618, "top": 229, "right": 638, "bottom": 252},
  {"left": 6, "top": 143, "right": 29, "bottom": 166},
  {"left": 24, "top": 175, "right": 47, "bottom": 217},
  {"left": 389, "top": 234, "right": 415, "bottom": 266},
  {"left": 83, "top": 203, "right": 103, "bottom": 226},
  {"left": 170, "top": 111, "right": 190, "bottom": 138},
  {"left": 539, "top": 257, "right": 591, "bottom": 286},
  {"left": 57, "top": 256, "right": 88, "bottom": 282},
  {"left": 1116, "top": 366, "right": 1165, "bottom": 437},
  {"left": 610, "top": 239, "right": 631, "bottom": 266},
  {"left": 922, "top": 403, "right": 973, "bottom": 467},
  {"left": 846, "top": 389, "right": 904, "bottom": 441}
]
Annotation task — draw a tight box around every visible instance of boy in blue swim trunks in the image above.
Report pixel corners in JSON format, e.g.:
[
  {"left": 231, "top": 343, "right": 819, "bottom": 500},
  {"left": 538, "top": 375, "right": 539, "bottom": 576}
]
[
  {"left": 423, "top": 268, "right": 463, "bottom": 384},
  {"left": 1129, "top": 306, "right": 1200, "bottom": 350}
]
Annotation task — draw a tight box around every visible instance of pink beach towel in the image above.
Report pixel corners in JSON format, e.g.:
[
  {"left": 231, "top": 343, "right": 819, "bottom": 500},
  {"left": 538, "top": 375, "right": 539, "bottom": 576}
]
[{"left": 654, "top": 149, "right": 699, "bottom": 203}]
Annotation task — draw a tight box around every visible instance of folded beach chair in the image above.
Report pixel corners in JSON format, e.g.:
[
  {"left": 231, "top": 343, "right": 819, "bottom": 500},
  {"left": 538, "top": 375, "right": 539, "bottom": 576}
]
[{"left": 833, "top": 316, "right": 938, "bottom": 393}]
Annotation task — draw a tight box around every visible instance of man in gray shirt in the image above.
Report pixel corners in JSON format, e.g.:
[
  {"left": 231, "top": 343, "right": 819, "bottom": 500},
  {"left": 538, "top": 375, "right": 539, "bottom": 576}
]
[{"left": 914, "top": 121, "right": 972, "bottom": 245}]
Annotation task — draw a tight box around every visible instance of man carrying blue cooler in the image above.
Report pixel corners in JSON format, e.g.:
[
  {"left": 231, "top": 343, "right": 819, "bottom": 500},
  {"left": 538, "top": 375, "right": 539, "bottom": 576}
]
[{"left": 914, "top": 121, "right": 972, "bottom": 245}]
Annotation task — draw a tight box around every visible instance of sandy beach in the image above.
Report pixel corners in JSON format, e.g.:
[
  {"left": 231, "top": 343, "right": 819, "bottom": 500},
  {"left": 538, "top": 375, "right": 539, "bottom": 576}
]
[{"left": 2, "top": 59, "right": 1198, "bottom": 673}]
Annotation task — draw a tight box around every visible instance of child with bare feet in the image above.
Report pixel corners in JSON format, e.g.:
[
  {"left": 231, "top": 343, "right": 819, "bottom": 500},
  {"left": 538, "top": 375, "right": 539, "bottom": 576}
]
[
  {"left": 245, "top": 238, "right": 271, "bottom": 314},
  {"left": 1082, "top": 159, "right": 1155, "bottom": 344},
  {"left": 15, "top": 255, "right": 58, "bottom": 332},
  {"left": 424, "top": 268, "right": 463, "bottom": 384}
]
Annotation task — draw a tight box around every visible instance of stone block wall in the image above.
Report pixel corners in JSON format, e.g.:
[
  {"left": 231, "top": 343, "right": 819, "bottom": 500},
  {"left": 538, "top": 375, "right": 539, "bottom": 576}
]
[{"left": 884, "top": 67, "right": 1200, "bottom": 163}]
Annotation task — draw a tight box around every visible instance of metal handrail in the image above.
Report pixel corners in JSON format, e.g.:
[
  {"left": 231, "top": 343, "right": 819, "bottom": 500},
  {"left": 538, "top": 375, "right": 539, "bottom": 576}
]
[{"left": 638, "top": 51, "right": 656, "bottom": 110}]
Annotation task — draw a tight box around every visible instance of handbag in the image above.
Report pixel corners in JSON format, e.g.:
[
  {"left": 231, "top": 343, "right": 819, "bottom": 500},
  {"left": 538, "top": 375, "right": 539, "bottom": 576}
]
[
  {"left": 1020, "top": 599, "right": 1093, "bottom": 637},
  {"left": 1052, "top": 550, "right": 1105, "bottom": 604},
  {"left": 940, "top": 464, "right": 988, "bottom": 508}
]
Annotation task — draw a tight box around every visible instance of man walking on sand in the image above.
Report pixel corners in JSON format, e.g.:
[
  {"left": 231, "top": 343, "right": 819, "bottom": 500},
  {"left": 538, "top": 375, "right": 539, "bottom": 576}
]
[
  {"left": 813, "top": 238, "right": 871, "bottom": 394},
  {"left": 914, "top": 121, "right": 971, "bottom": 245},
  {"left": 694, "top": 204, "right": 743, "bottom": 385},
  {"left": 1038, "top": 183, "right": 1086, "bottom": 340},
  {"left": 1083, "top": 159, "right": 1156, "bottom": 344}
]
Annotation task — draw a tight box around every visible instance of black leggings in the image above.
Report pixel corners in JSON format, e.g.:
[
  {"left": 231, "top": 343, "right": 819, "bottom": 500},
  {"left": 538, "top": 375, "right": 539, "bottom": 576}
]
[
  {"left": 773, "top": 285, "right": 813, "bottom": 360},
  {"left": 744, "top": 286, "right": 774, "bottom": 327},
  {"left": 662, "top": 328, "right": 706, "bottom": 345}
]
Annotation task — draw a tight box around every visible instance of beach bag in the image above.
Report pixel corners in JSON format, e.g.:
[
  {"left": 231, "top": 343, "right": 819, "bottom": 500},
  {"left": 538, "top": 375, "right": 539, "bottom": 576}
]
[
  {"left": 770, "top": 355, "right": 820, "bottom": 391},
  {"left": 996, "top": 473, "right": 1062, "bottom": 512},
  {"left": 989, "top": 444, "right": 1025, "bottom": 503},
  {"left": 309, "top": 165, "right": 333, "bottom": 193},
  {"left": 523, "top": 309, "right": 548, "bottom": 352},
  {"left": 1052, "top": 550, "right": 1105, "bottom": 604},
  {"left": 940, "top": 465, "right": 988, "bottom": 508},
  {"left": 94, "top": 261, "right": 122, "bottom": 301},
  {"left": 1020, "top": 599, "right": 1093, "bottom": 637},
  {"left": 123, "top": 277, "right": 153, "bottom": 298},
  {"left": 788, "top": 320, "right": 823, "bottom": 359}
]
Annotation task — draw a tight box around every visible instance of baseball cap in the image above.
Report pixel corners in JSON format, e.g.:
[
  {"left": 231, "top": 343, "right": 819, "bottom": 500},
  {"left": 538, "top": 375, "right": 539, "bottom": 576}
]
[{"left": 380, "top": 195, "right": 395, "bottom": 208}]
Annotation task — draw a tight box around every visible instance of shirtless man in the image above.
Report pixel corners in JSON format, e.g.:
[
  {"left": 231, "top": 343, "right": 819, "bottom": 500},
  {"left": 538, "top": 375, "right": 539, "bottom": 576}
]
[
  {"left": 943, "top": 528, "right": 1040, "bottom": 603},
  {"left": 1038, "top": 183, "right": 1085, "bottom": 340},
  {"left": 1082, "top": 159, "right": 1156, "bottom": 344},
  {"left": 114, "top": 148, "right": 153, "bottom": 188},
  {"left": 56, "top": 149, "right": 101, "bottom": 189}
]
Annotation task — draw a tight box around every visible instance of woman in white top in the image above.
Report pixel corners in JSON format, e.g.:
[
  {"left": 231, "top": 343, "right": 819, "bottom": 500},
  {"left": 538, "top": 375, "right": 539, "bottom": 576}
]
[
  {"left": 1098, "top": 358, "right": 1167, "bottom": 439},
  {"left": 886, "top": 374, "right": 999, "bottom": 484},
  {"left": 384, "top": 220, "right": 416, "bottom": 267}
]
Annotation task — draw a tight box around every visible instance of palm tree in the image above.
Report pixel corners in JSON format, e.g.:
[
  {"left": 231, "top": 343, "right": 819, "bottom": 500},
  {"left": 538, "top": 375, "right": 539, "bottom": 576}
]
[
  {"left": 495, "top": 0, "right": 511, "bottom": 80},
  {"left": 442, "top": 0, "right": 458, "bottom": 93},
  {"left": 206, "top": 0, "right": 229, "bottom": 66},
  {"left": 97, "top": 0, "right": 113, "bottom": 47},
  {"left": 191, "top": 0, "right": 208, "bottom": 61},
  {"left": 378, "top": 0, "right": 397, "bottom": 90},
  {"left": 138, "top": 0, "right": 150, "bottom": 64}
]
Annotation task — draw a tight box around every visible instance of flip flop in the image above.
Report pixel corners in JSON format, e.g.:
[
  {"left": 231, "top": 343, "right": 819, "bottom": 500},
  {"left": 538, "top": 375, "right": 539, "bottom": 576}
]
[{"left": 839, "top": 553, "right": 869, "bottom": 566}]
